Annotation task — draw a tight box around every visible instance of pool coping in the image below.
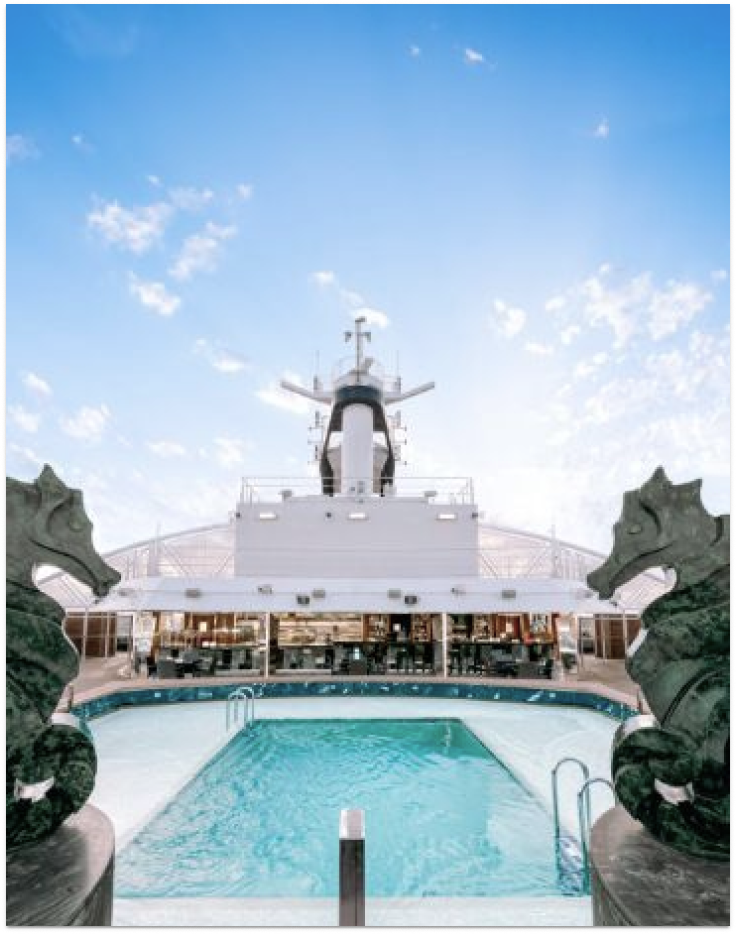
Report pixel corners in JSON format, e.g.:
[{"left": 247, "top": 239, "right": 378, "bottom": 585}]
[
  {"left": 112, "top": 894, "right": 593, "bottom": 927},
  {"left": 71, "top": 675, "right": 637, "bottom": 723}
]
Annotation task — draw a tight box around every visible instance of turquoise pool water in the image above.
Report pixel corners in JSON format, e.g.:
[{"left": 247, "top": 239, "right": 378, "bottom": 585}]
[{"left": 116, "top": 718, "right": 582, "bottom": 899}]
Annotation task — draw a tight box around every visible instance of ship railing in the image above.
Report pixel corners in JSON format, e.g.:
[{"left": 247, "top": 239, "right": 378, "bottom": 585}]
[{"left": 239, "top": 476, "right": 475, "bottom": 505}]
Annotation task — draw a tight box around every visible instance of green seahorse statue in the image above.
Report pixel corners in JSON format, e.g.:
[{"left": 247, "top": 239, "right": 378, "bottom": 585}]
[
  {"left": 588, "top": 467, "right": 729, "bottom": 860},
  {"left": 6, "top": 465, "right": 121, "bottom": 848}
]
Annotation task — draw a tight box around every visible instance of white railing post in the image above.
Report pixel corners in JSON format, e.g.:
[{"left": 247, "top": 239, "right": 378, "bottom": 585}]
[{"left": 441, "top": 612, "right": 448, "bottom": 678}]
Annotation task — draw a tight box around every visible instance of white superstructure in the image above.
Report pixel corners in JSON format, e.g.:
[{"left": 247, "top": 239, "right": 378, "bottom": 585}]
[
  {"left": 235, "top": 317, "right": 477, "bottom": 579},
  {"left": 40, "top": 320, "right": 669, "bottom": 671}
]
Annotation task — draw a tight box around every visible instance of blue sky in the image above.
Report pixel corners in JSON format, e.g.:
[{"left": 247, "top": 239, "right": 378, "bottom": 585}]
[{"left": 7, "top": 4, "right": 731, "bottom": 553}]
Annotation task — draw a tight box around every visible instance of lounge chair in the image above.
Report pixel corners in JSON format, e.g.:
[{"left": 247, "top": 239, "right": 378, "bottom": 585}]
[{"left": 156, "top": 657, "right": 179, "bottom": 679}]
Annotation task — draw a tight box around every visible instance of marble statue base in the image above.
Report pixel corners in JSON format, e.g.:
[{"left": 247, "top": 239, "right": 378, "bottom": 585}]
[
  {"left": 590, "top": 806, "right": 729, "bottom": 926},
  {"left": 6, "top": 804, "right": 114, "bottom": 926}
]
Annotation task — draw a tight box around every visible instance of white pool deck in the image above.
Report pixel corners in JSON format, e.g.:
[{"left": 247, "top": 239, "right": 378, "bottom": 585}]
[{"left": 90, "top": 696, "right": 618, "bottom": 926}]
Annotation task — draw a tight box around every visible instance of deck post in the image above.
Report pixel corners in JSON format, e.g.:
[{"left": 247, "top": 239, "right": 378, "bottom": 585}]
[
  {"left": 339, "top": 808, "right": 365, "bottom": 926},
  {"left": 441, "top": 612, "right": 448, "bottom": 678},
  {"left": 264, "top": 613, "right": 270, "bottom": 678},
  {"left": 82, "top": 606, "right": 89, "bottom": 661}
]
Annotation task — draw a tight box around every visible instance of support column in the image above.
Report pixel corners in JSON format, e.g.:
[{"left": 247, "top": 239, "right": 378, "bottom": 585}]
[
  {"left": 126, "top": 615, "right": 135, "bottom": 679},
  {"left": 602, "top": 618, "right": 608, "bottom": 660},
  {"left": 441, "top": 612, "right": 448, "bottom": 678},
  {"left": 104, "top": 612, "right": 110, "bottom": 659},
  {"left": 82, "top": 607, "right": 89, "bottom": 662},
  {"left": 264, "top": 613, "right": 270, "bottom": 678},
  {"left": 575, "top": 614, "right": 584, "bottom": 670}
]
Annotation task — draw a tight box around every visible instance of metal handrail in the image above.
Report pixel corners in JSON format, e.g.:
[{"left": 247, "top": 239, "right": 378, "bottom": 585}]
[
  {"left": 577, "top": 777, "right": 615, "bottom": 888},
  {"left": 225, "top": 686, "right": 256, "bottom": 731},
  {"left": 551, "top": 757, "right": 590, "bottom": 838}
]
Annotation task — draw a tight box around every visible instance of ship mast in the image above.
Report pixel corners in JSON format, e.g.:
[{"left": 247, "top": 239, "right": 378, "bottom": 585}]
[
  {"left": 279, "top": 320, "right": 436, "bottom": 497},
  {"left": 344, "top": 316, "right": 371, "bottom": 384}
]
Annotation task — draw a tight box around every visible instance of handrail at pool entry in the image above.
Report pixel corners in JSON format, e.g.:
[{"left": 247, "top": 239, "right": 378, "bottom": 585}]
[
  {"left": 225, "top": 686, "right": 256, "bottom": 731},
  {"left": 577, "top": 776, "right": 616, "bottom": 890},
  {"left": 551, "top": 756, "right": 590, "bottom": 838}
]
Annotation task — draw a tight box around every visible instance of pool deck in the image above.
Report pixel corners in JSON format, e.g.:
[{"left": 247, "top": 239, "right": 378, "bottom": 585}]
[
  {"left": 68, "top": 653, "right": 639, "bottom": 710},
  {"left": 114, "top": 895, "right": 592, "bottom": 927}
]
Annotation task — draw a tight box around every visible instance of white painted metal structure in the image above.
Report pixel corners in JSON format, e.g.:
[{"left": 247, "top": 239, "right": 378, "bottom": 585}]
[{"left": 37, "top": 322, "right": 669, "bottom": 618}]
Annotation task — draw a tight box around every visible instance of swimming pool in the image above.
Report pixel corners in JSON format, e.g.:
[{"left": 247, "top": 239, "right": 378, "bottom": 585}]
[
  {"left": 88, "top": 693, "right": 619, "bottom": 925},
  {"left": 115, "top": 718, "right": 581, "bottom": 899}
]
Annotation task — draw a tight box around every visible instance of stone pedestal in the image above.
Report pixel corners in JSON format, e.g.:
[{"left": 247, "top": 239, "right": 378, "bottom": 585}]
[
  {"left": 590, "top": 806, "right": 729, "bottom": 926},
  {"left": 6, "top": 804, "right": 114, "bottom": 926}
]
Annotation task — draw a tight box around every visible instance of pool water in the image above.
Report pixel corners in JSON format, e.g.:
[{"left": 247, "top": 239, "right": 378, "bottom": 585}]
[{"left": 115, "top": 718, "right": 582, "bottom": 899}]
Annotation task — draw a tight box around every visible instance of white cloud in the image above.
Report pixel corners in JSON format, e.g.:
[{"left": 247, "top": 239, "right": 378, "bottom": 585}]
[
  {"left": 549, "top": 264, "right": 715, "bottom": 347},
  {"left": 256, "top": 372, "right": 311, "bottom": 415},
  {"left": 71, "top": 133, "right": 93, "bottom": 152},
  {"left": 580, "top": 271, "right": 651, "bottom": 348},
  {"left": 236, "top": 182, "right": 254, "bottom": 200},
  {"left": 573, "top": 352, "right": 608, "bottom": 381},
  {"left": 560, "top": 325, "right": 581, "bottom": 345},
  {"left": 593, "top": 117, "right": 610, "bottom": 139},
  {"left": 688, "top": 328, "right": 729, "bottom": 365},
  {"left": 8, "top": 443, "right": 43, "bottom": 469},
  {"left": 213, "top": 437, "right": 246, "bottom": 468},
  {"left": 169, "top": 221, "right": 237, "bottom": 280},
  {"left": 647, "top": 280, "right": 712, "bottom": 340},
  {"left": 525, "top": 341, "right": 554, "bottom": 356},
  {"left": 562, "top": 326, "right": 728, "bottom": 436},
  {"left": 464, "top": 48, "right": 484, "bottom": 65},
  {"left": 7, "top": 134, "right": 40, "bottom": 164},
  {"left": 8, "top": 405, "right": 41, "bottom": 433},
  {"left": 710, "top": 269, "right": 728, "bottom": 283},
  {"left": 409, "top": 45, "right": 421, "bottom": 58},
  {"left": 147, "top": 174, "right": 162, "bottom": 187},
  {"left": 148, "top": 441, "right": 187, "bottom": 457},
  {"left": 87, "top": 198, "right": 172, "bottom": 253},
  {"left": 193, "top": 338, "right": 249, "bottom": 374},
  {"left": 59, "top": 404, "right": 110, "bottom": 441},
  {"left": 310, "top": 271, "right": 388, "bottom": 326},
  {"left": 489, "top": 298, "right": 526, "bottom": 338},
  {"left": 573, "top": 361, "right": 595, "bottom": 380},
  {"left": 545, "top": 296, "right": 567, "bottom": 313},
  {"left": 353, "top": 307, "right": 390, "bottom": 329},
  {"left": 168, "top": 186, "right": 214, "bottom": 211},
  {"left": 341, "top": 288, "right": 365, "bottom": 308},
  {"left": 311, "top": 270, "right": 337, "bottom": 287},
  {"left": 22, "top": 371, "right": 52, "bottom": 397},
  {"left": 128, "top": 274, "right": 181, "bottom": 316}
]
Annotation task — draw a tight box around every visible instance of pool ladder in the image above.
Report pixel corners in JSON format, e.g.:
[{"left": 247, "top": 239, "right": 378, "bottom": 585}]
[
  {"left": 226, "top": 686, "right": 256, "bottom": 732},
  {"left": 551, "top": 757, "right": 615, "bottom": 893}
]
